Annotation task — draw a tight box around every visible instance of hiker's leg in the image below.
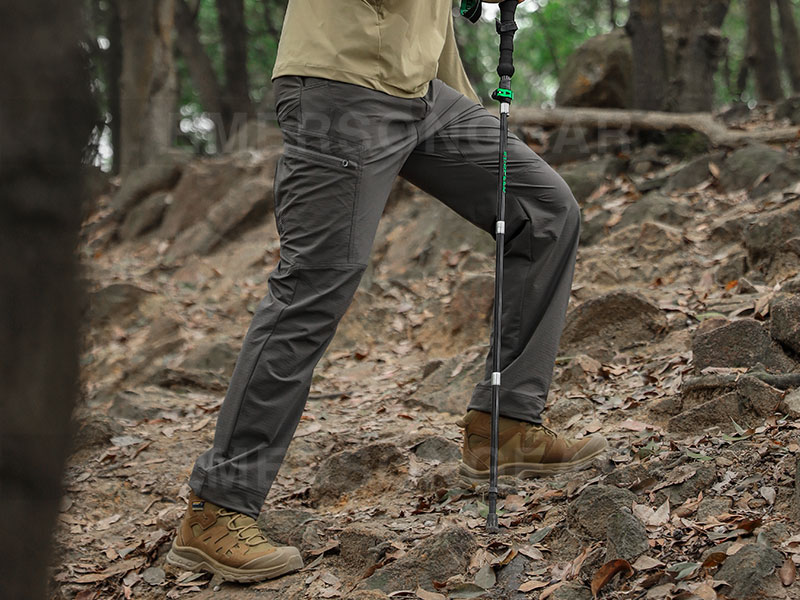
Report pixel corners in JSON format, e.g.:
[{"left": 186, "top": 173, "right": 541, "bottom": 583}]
[
  {"left": 400, "top": 80, "right": 580, "bottom": 425},
  {"left": 191, "top": 77, "right": 419, "bottom": 517}
]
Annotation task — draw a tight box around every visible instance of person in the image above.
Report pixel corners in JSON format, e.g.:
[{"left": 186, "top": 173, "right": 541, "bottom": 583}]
[{"left": 166, "top": 0, "right": 608, "bottom": 583}]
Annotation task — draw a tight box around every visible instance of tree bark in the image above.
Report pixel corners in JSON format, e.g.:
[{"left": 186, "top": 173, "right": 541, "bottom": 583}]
[
  {"left": 0, "top": 1, "right": 95, "bottom": 598},
  {"left": 174, "top": 0, "right": 225, "bottom": 149},
  {"left": 118, "top": 0, "right": 177, "bottom": 176},
  {"left": 511, "top": 105, "right": 800, "bottom": 148},
  {"left": 108, "top": 0, "right": 123, "bottom": 174},
  {"left": 662, "top": 0, "right": 731, "bottom": 112},
  {"left": 775, "top": 0, "right": 800, "bottom": 94},
  {"left": 627, "top": 0, "right": 668, "bottom": 111},
  {"left": 746, "top": 0, "right": 784, "bottom": 102},
  {"left": 217, "top": 0, "right": 253, "bottom": 139}
]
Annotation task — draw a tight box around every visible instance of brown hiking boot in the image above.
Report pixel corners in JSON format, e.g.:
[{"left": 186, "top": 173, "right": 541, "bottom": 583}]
[
  {"left": 457, "top": 409, "right": 608, "bottom": 480},
  {"left": 166, "top": 491, "right": 303, "bottom": 582}
]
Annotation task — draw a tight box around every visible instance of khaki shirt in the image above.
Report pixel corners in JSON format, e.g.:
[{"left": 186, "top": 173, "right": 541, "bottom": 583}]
[{"left": 272, "top": 0, "right": 481, "bottom": 103}]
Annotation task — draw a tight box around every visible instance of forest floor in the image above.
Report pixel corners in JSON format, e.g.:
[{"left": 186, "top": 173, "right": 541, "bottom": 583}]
[{"left": 51, "top": 108, "right": 800, "bottom": 600}]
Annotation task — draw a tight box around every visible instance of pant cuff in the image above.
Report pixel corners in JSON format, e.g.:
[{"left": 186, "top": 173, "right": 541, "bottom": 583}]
[
  {"left": 189, "top": 466, "right": 266, "bottom": 519},
  {"left": 468, "top": 384, "right": 544, "bottom": 424}
]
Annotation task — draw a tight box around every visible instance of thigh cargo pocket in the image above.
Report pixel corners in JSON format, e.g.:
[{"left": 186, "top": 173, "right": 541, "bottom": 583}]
[{"left": 274, "top": 133, "right": 363, "bottom": 264}]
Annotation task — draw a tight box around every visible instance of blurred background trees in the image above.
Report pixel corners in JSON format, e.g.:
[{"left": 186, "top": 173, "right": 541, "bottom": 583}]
[{"left": 81, "top": 0, "right": 800, "bottom": 173}]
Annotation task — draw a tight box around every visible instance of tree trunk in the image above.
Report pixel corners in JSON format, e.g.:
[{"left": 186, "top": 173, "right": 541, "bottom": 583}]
[
  {"left": 0, "top": 1, "right": 95, "bottom": 599},
  {"left": 118, "top": 0, "right": 177, "bottom": 176},
  {"left": 746, "top": 0, "right": 784, "bottom": 102},
  {"left": 775, "top": 0, "right": 800, "bottom": 93},
  {"left": 174, "top": 0, "right": 225, "bottom": 149},
  {"left": 627, "top": 0, "right": 668, "bottom": 111},
  {"left": 217, "top": 0, "right": 253, "bottom": 140},
  {"left": 662, "top": 0, "right": 731, "bottom": 112},
  {"left": 609, "top": 0, "right": 618, "bottom": 27},
  {"left": 108, "top": 0, "right": 123, "bottom": 174}
]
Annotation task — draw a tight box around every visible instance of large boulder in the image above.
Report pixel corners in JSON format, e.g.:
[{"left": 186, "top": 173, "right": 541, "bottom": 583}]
[
  {"left": 560, "top": 291, "right": 667, "bottom": 360},
  {"left": 359, "top": 525, "right": 476, "bottom": 593},
  {"left": 744, "top": 200, "right": 800, "bottom": 276},
  {"left": 556, "top": 29, "right": 632, "bottom": 109},
  {"left": 771, "top": 295, "right": 800, "bottom": 355},
  {"left": 692, "top": 318, "right": 797, "bottom": 373},
  {"left": 752, "top": 157, "right": 800, "bottom": 197},
  {"left": 714, "top": 544, "right": 785, "bottom": 600},
  {"left": 568, "top": 484, "right": 637, "bottom": 539},
  {"left": 718, "top": 143, "right": 786, "bottom": 192},
  {"left": 559, "top": 156, "right": 627, "bottom": 203}
]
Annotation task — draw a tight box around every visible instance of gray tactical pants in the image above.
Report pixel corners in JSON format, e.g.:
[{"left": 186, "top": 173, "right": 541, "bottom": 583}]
[{"left": 190, "top": 76, "right": 580, "bottom": 517}]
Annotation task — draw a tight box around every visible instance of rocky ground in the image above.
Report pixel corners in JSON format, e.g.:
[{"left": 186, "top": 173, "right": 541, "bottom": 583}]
[{"left": 51, "top": 105, "right": 800, "bottom": 600}]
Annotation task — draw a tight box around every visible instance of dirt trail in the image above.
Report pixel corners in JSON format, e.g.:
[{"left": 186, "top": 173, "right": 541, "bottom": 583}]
[{"left": 52, "top": 121, "right": 800, "bottom": 599}]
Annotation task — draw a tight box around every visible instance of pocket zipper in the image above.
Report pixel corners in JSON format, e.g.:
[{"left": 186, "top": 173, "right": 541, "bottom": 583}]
[{"left": 284, "top": 143, "right": 359, "bottom": 170}]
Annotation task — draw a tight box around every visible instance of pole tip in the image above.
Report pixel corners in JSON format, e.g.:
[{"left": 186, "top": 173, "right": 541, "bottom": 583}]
[{"left": 486, "top": 513, "right": 499, "bottom": 533}]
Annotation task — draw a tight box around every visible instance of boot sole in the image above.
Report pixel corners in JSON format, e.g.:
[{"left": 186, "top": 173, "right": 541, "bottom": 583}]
[
  {"left": 458, "top": 448, "right": 606, "bottom": 482},
  {"left": 166, "top": 539, "right": 304, "bottom": 583}
]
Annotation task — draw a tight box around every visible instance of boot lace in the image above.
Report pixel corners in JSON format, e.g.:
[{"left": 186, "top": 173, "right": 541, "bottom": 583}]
[{"left": 217, "top": 509, "right": 272, "bottom": 546}]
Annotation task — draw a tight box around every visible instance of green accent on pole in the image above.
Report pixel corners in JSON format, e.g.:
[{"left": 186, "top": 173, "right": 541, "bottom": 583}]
[
  {"left": 502, "top": 150, "right": 507, "bottom": 195},
  {"left": 460, "top": 0, "right": 481, "bottom": 22},
  {"left": 494, "top": 88, "right": 514, "bottom": 100}
]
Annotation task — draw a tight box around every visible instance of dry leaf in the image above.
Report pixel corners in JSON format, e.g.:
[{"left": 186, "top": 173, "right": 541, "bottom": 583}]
[
  {"left": 591, "top": 559, "right": 633, "bottom": 597},
  {"left": 779, "top": 557, "right": 797, "bottom": 586},
  {"left": 701, "top": 552, "right": 728, "bottom": 569},
  {"left": 519, "top": 579, "right": 548, "bottom": 592},
  {"left": 649, "top": 499, "right": 670, "bottom": 527},
  {"left": 415, "top": 587, "right": 446, "bottom": 600},
  {"left": 632, "top": 555, "right": 664, "bottom": 570}
]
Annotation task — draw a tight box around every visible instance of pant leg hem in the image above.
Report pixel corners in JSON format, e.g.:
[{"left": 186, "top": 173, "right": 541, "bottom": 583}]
[
  {"left": 189, "top": 466, "right": 266, "bottom": 519},
  {"left": 468, "top": 384, "right": 544, "bottom": 424}
]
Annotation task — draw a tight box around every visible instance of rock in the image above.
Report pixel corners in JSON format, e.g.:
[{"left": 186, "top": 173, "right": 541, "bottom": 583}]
[
  {"left": 71, "top": 414, "right": 123, "bottom": 451},
  {"left": 141, "top": 566, "right": 166, "bottom": 586},
  {"left": 110, "top": 151, "right": 188, "bottom": 216},
  {"left": 359, "top": 525, "right": 476, "bottom": 593},
  {"left": 618, "top": 193, "right": 690, "bottom": 229},
  {"left": 781, "top": 274, "right": 800, "bottom": 293},
  {"left": 180, "top": 341, "right": 238, "bottom": 376},
  {"left": 222, "top": 120, "right": 283, "bottom": 153},
  {"left": 770, "top": 295, "right": 800, "bottom": 354},
  {"left": 165, "top": 174, "right": 274, "bottom": 263},
  {"left": 671, "top": 377, "right": 785, "bottom": 434},
  {"left": 696, "top": 496, "right": 732, "bottom": 521},
  {"left": 606, "top": 508, "right": 649, "bottom": 561},
  {"left": 752, "top": 157, "right": 800, "bottom": 197},
  {"left": 664, "top": 152, "right": 726, "bottom": 191},
  {"left": 412, "top": 436, "right": 461, "bottom": 463},
  {"left": 714, "top": 544, "right": 784, "bottom": 600},
  {"left": 691, "top": 319, "right": 797, "bottom": 373},
  {"left": 634, "top": 221, "right": 684, "bottom": 258},
  {"left": 603, "top": 463, "right": 651, "bottom": 489},
  {"left": 560, "top": 291, "right": 667, "bottom": 361},
  {"left": 257, "top": 508, "right": 330, "bottom": 554},
  {"left": 310, "top": 443, "right": 407, "bottom": 505},
  {"left": 718, "top": 144, "right": 786, "bottom": 192},
  {"left": 544, "top": 396, "right": 594, "bottom": 428},
  {"left": 715, "top": 253, "right": 748, "bottom": 286},
  {"left": 119, "top": 192, "right": 170, "bottom": 240},
  {"left": 658, "top": 466, "right": 717, "bottom": 505},
  {"left": 776, "top": 95, "right": 800, "bottom": 125},
  {"left": 416, "top": 463, "right": 463, "bottom": 494},
  {"left": 337, "top": 522, "right": 394, "bottom": 575},
  {"left": 493, "top": 553, "right": 532, "bottom": 600},
  {"left": 790, "top": 389, "right": 800, "bottom": 418},
  {"left": 88, "top": 283, "right": 154, "bottom": 323},
  {"left": 444, "top": 273, "right": 493, "bottom": 345},
  {"left": 150, "top": 367, "right": 228, "bottom": 392},
  {"left": 744, "top": 200, "right": 800, "bottom": 267},
  {"left": 373, "top": 199, "right": 493, "bottom": 281},
  {"left": 556, "top": 29, "right": 632, "bottom": 109},
  {"left": 568, "top": 484, "right": 637, "bottom": 539},
  {"left": 560, "top": 156, "right": 627, "bottom": 203},
  {"left": 157, "top": 156, "right": 253, "bottom": 241},
  {"left": 551, "top": 582, "right": 593, "bottom": 600},
  {"left": 108, "top": 391, "right": 161, "bottom": 422},
  {"left": 413, "top": 347, "right": 485, "bottom": 414}
]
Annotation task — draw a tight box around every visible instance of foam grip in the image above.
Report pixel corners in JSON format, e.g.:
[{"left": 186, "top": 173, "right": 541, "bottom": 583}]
[{"left": 497, "top": 0, "right": 518, "bottom": 78}]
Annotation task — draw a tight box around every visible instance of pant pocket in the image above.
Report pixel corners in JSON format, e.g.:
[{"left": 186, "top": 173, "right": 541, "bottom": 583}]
[{"left": 274, "top": 133, "right": 362, "bottom": 264}]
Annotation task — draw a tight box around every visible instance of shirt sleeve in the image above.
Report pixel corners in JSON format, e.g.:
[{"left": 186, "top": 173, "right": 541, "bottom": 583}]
[{"left": 436, "top": 11, "right": 482, "bottom": 105}]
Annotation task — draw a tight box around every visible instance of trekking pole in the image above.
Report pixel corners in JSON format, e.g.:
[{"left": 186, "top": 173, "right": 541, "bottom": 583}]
[{"left": 488, "top": 0, "right": 519, "bottom": 534}]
